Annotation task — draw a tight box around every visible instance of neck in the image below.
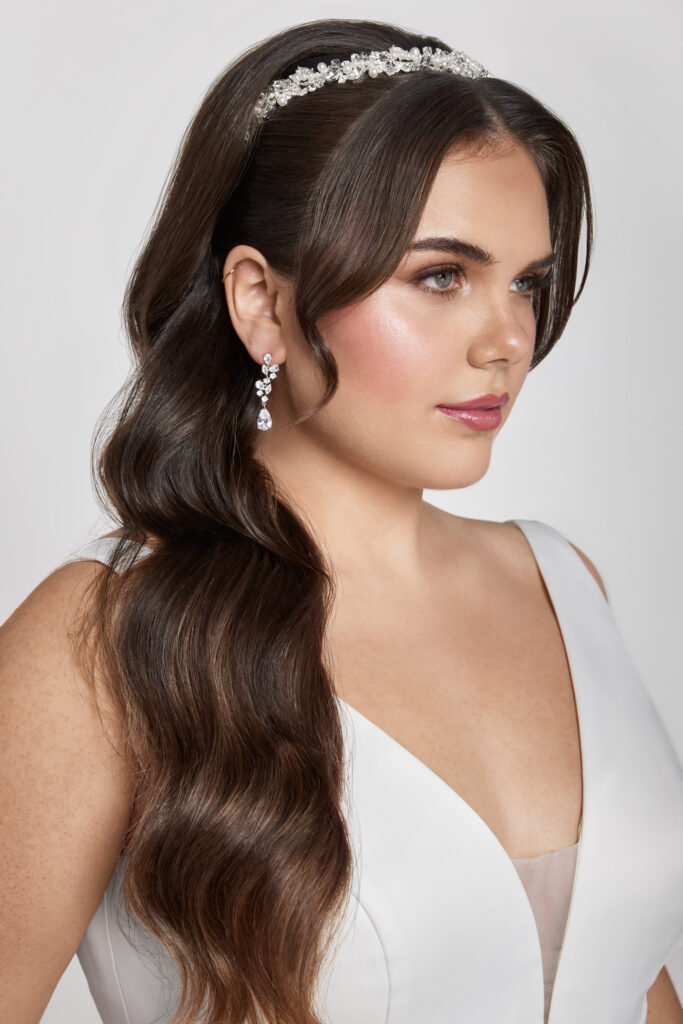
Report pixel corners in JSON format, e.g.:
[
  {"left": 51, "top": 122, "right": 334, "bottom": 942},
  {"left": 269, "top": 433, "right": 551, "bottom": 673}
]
[{"left": 254, "top": 426, "right": 452, "bottom": 585}]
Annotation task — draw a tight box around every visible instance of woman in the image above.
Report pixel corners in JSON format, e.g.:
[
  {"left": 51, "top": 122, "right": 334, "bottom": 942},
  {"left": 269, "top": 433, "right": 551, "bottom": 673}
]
[{"left": 2, "top": 17, "right": 682, "bottom": 1024}]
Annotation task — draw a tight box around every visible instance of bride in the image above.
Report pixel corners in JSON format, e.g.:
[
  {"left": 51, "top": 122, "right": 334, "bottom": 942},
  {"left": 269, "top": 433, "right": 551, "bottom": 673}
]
[{"left": 2, "top": 17, "right": 682, "bottom": 1024}]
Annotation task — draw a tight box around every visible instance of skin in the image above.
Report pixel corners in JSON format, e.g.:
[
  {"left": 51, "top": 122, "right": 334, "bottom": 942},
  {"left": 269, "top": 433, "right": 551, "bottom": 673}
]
[
  {"left": 225, "top": 138, "right": 543, "bottom": 580},
  {"left": 223, "top": 138, "right": 682, "bottom": 1018},
  {"left": 648, "top": 968, "right": 683, "bottom": 1022}
]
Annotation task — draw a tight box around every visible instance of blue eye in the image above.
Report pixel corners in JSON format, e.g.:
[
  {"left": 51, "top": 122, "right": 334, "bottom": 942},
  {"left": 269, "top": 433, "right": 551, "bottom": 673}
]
[
  {"left": 512, "top": 271, "right": 554, "bottom": 298},
  {"left": 425, "top": 269, "right": 456, "bottom": 290},
  {"left": 415, "top": 265, "right": 464, "bottom": 294},
  {"left": 415, "top": 264, "right": 554, "bottom": 300}
]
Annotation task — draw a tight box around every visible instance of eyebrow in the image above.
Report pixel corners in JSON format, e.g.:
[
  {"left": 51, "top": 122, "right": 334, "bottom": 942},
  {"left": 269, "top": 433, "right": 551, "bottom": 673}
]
[{"left": 408, "top": 236, "right": 557, "bottom": 273}]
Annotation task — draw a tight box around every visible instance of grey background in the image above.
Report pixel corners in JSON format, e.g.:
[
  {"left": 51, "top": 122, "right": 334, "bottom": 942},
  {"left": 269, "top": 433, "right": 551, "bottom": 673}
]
[{"left": 0, "top": 0, "right": 680, "bottom": 1018}]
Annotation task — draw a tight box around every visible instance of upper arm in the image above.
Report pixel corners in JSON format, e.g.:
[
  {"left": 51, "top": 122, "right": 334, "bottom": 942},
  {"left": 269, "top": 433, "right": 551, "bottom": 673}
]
[
  {"left": 0, "top": 559, "right": 134, "bottom": 1023},
  {"left": 568, "top": 541, "right": 609, "bottom": 603},
  {"left": 646, "top": 964, "right": 683, "bottom": 1021}
]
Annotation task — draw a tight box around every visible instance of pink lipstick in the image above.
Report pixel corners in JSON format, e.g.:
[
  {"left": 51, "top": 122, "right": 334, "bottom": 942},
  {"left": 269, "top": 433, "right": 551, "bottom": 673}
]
[{"left": 437, "top": 392, "right": 509, "bottom": 431}]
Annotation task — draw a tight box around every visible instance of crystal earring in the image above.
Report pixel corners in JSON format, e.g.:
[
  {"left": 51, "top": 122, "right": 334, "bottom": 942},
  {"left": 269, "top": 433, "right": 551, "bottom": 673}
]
[{"left": 255, "top": 353, "right": 279, "bottom": 430}]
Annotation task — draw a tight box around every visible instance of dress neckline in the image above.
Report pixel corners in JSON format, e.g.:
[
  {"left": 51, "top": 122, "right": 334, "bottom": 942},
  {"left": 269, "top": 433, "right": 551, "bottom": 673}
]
[
  {"left": 333, "top": 518, "right": 588, "bottom": 1022},
  {"left": 511, "top": 839, "right": 580, "bottom": 863},
  {"left": 334, "top": 518, "right": 584, "bottom": 865}
]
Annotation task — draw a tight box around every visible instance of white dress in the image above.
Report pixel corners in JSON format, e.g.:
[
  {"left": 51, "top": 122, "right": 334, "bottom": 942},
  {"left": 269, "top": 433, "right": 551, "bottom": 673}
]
[{"left": 62, "top": 518, "right": 683, "bottom": 1024}]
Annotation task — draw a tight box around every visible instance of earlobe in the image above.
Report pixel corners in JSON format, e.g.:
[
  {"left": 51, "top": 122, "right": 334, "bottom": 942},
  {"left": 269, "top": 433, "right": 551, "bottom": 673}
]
[{"left": 222, "top": 248, "right": 287, "bottom": 367}]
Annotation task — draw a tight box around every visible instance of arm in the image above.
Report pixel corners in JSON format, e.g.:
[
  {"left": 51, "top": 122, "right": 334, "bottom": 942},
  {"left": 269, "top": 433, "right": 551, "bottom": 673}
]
[
  {"left": 647, "top": 966, "right": 683, "bottom": 1023},
  {"left": 0, "top": 559, "right": 135, "bottom": 1023}
]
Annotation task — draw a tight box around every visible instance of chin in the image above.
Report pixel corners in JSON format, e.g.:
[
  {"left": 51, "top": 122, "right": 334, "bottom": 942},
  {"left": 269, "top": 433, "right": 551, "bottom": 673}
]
[{"left": 415, "top": 458, "right": 492, "bottom": 492}]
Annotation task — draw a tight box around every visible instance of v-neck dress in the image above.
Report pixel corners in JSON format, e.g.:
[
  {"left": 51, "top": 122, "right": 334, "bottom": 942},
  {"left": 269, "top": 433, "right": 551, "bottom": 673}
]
[{"left": 62, "top": 518, "right": 683, "bottom": 1024}]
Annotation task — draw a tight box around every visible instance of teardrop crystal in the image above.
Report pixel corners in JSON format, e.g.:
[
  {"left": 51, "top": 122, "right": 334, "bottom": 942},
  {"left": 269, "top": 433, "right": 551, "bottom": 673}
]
[{"left": 257, "top": 407, "right": 272, "bottom": 430}]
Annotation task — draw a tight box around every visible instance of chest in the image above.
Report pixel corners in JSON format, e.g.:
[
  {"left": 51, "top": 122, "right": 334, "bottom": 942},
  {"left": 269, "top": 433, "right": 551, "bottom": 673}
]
[{"left": 327, "top": 565, "right": 583, "bottom": 859}]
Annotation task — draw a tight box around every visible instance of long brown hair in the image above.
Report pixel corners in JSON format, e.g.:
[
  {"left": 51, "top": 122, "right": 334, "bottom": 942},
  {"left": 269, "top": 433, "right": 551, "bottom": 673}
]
[{"left": 72, "top": 17, "right": 593, "bottom": 1024}]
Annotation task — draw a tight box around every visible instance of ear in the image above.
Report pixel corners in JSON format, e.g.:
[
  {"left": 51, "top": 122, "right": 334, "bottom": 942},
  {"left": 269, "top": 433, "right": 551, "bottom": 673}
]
[{"left": 222, "top": 245, "right": 288, "bottom": 368}]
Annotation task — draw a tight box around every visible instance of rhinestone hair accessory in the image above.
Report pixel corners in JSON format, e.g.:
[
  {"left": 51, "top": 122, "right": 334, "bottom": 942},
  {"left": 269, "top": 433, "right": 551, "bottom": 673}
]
[{"left": 253, "top": 45, "right": 490, "bottom": 122}]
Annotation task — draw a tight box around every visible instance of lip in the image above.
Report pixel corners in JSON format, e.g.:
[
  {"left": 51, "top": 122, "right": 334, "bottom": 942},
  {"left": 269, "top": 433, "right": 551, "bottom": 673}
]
[
  {"left": 436, "top": 393, "right": 509, "bottom": 432},
  {"left": 438, "top": 392, "right": 510, "bottom": 410},
  {"left": 437, "top": 406, "right": 503, "bottom": 431}
]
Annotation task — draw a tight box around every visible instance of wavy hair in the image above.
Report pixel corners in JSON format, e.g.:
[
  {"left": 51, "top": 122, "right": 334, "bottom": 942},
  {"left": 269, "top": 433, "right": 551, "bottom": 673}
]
[{"left": 72, "top": 16, "right": 593, "bottom": 1024}]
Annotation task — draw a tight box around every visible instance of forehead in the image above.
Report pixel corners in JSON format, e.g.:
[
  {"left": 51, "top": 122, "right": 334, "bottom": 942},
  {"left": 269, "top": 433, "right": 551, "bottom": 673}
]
[{"left": 416, "top": 141, "right": 551, "bottom": 249}]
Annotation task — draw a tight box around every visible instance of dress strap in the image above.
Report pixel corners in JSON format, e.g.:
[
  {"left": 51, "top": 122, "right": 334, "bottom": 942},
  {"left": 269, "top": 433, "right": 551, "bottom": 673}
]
[{"left": 507, "top": 518, "right": 609, "bottom": 606}]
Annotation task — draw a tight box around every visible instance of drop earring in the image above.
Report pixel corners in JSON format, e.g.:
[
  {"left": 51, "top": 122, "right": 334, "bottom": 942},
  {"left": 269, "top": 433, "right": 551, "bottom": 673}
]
[{"left": 255, "top": 353, "right": 279, "bottom": 430}]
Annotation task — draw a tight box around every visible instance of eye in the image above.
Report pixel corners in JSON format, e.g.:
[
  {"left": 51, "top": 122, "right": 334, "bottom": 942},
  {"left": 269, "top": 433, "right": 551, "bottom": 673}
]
[
  {"left": 512, "top": 270, "right": 554, "bottom": 299},
  {"left": 413, "top": 264, "right": 554, "bottom": 300},
  {"left": 414, "top": 264, "right": 465, "bottom": 295}
]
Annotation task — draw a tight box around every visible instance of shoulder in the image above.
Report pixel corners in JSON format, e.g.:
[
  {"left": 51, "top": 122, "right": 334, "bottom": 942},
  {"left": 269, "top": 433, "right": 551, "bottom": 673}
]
[
  {"left": 437, "top": 510, "right": 610, "bottom": 604},
  {"left": 0, "top": 557, "right": 130, "bottom": 758},
  {"left": 1, "top": 552, "right": 136, "bottom": 837},
  {"left": 0, "top": 552, "right": 134, "bottom": 1017}
]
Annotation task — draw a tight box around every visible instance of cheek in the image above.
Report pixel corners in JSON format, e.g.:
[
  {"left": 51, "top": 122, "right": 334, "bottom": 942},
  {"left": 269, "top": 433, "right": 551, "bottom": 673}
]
[{"left": 320, "top": 295, "right": 433, "bottom": 401}]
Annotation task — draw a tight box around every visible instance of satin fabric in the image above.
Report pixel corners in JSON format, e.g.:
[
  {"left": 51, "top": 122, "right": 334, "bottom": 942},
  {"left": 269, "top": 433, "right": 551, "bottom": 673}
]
[{"left": 66, "top": 518, "right": 683, "bottom": 1024}]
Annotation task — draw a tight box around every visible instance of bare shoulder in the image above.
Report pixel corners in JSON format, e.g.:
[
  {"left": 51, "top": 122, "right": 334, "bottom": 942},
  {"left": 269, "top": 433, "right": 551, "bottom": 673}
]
[
  {"left": 0, "top": 558, "right": 134, "bottom": 1020},
  {"left": 429, "top": 508, "right": 530, "bottom": 568},
  {"left": 424, "top": 507, "right": 535, "bottom": 586},
  {"left": 428, "top": 508, "right": 609, "bottom": 603}
]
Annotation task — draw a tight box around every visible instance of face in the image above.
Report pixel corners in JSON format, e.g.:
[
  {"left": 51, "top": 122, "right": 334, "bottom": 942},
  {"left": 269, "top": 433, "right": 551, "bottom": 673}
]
[{"left": 263, "top": 139, "right": 553, "bottom": 492}]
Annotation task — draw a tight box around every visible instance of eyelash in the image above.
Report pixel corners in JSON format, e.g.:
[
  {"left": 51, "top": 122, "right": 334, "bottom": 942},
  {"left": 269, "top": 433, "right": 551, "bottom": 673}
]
[{"left": 414, "top": 263, "right": 554, "bottom": 300}]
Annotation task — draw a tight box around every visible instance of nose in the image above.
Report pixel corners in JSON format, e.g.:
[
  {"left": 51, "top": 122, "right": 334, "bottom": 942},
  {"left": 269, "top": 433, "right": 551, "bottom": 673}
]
[{"left": 466, "top": 294, "right": 536, "bottom": 365}]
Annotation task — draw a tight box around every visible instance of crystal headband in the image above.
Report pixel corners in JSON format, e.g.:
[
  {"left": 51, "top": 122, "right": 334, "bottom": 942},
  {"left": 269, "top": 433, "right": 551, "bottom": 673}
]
[{"left": 253, "top": 44, "right": 490, "bottom": 122}]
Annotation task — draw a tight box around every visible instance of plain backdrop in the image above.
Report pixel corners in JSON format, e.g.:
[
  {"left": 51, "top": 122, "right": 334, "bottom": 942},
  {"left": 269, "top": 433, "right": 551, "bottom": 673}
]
[{"left": 1, "top": 0, "right": 681, "bottom": 1019}]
